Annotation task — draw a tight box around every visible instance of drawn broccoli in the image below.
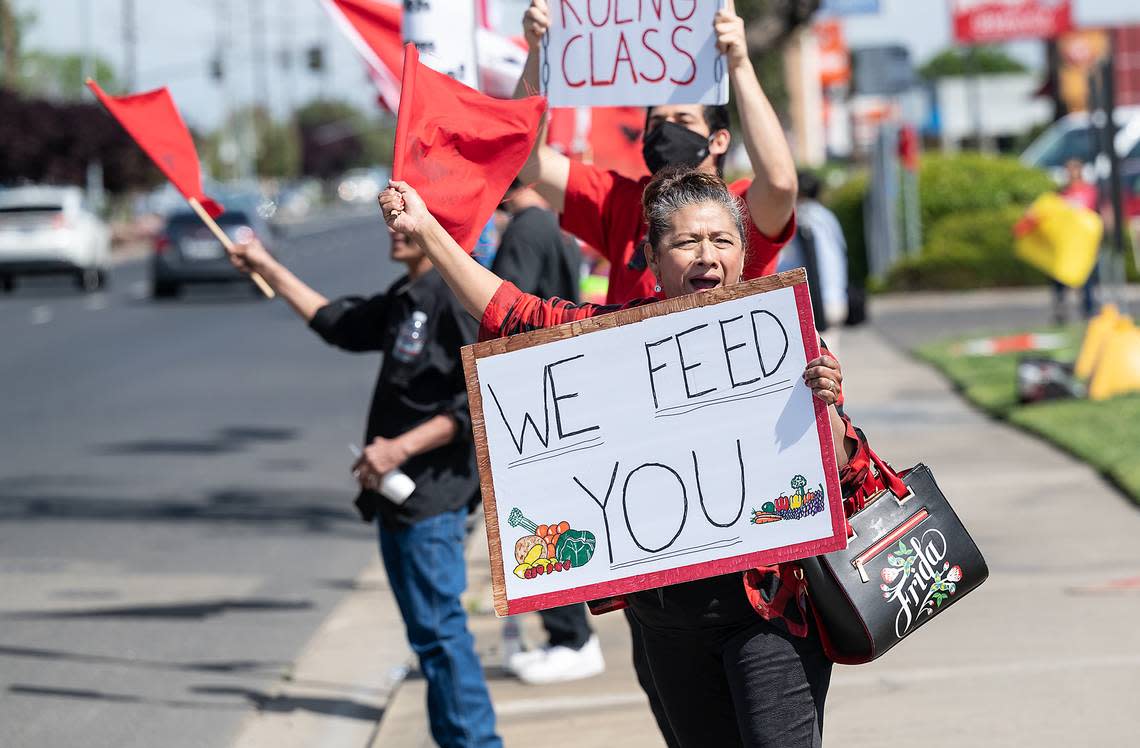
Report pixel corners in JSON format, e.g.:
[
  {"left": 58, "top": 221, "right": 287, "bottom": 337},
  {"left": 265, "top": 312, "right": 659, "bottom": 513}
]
[{"left": 791, "top": 475, "right": 808, "bottom": 496}]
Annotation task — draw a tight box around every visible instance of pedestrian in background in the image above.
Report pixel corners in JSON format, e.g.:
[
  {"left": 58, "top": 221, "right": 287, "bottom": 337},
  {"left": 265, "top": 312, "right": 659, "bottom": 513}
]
[
  {"left": 1054, "top": 158, "right": 1101, "bottom": 323},
  {"left": 492, "top": 180, "right": 605, "bottom": 685},
  {"left": 778, "top": 171, "right": 848, "bottom": 351},
  {"left": 225, "top": 231, "right": 501, "bottom": 748}
]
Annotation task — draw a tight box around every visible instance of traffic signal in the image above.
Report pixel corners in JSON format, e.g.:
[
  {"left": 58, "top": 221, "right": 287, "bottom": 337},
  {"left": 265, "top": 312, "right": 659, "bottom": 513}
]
[{"left": 307, "top": 46, "right": 324, "bottom": 72}]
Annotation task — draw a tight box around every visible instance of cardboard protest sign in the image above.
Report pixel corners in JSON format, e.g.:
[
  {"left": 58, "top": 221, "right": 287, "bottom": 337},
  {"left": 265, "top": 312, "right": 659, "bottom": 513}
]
[
  {"left": 540, "top": 0, "right": 730, "bottom": 108},
  {"left": 462, "top": 269, "right": 847, "bottom": 616}
]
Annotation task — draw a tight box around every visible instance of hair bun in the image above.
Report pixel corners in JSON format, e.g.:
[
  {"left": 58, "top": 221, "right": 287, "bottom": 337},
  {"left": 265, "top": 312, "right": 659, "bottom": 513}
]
[{"left": 640, "top": 166, "right": 747, "bottom": 263}]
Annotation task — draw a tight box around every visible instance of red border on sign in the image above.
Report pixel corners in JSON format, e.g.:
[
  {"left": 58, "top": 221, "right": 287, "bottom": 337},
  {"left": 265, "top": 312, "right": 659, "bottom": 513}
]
[{"left": 501, "top": 281, "right": 848, "bottom": 616}]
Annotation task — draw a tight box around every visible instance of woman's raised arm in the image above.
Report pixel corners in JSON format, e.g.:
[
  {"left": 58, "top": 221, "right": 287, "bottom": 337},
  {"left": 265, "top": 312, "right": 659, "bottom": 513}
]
[{"left": 379, "top": 181, "right": 504, "bottom": 321}]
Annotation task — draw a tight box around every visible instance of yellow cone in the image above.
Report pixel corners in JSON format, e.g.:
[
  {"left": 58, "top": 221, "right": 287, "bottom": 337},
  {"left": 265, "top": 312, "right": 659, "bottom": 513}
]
[
  {"left": 1088, "top": 319, "right": 1140, "bottom": 400},
  {"left": 1075, "top": 304, "right": 1121, "bottom": 380}
]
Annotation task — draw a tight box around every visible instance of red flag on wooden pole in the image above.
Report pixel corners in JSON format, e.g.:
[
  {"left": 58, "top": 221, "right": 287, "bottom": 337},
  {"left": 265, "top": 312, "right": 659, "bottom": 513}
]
[
  {"left": 86, "top": 80, "right": 224, "bottom": 218},
  {"left": 392, "top": 44, "right": 546, "bottom": 252},
  {"left": 87, "top": 80, "right": 275, "bottom": 298}
]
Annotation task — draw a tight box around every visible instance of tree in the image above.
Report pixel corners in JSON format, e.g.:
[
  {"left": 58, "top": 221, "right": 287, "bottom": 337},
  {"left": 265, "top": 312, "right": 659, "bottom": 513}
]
[
  {"left": 19, "top": 51, "right": 119, "bottom": 99},
  {"left": 919, "top": 47, "right": 1029, "bottom": 80},
  {"left": 0, "top": 86, "right": 160, "bottom": 193},
  {"left": 295, "top": 99, "right": 394, "bottom": 180},
  {"left": 0, "top": 0, "right": 23, "bottom": 88},
  {"left": 736, "top": 0, "right": 823, "bottom": 53},
  {"left": 733, "top": 0, "right": 824, "bottom": 114}
]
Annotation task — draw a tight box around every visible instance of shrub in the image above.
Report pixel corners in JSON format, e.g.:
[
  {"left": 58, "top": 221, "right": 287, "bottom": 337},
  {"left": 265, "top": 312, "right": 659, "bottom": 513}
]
[
  {"left": 918, "top": 153, "right": 1055, "bottom": 229},
  {"left": 824, "top": 172, "right": 869, "bottom": 285},
  {"left": 886, "top": 206, "right": 1049, "bottom": 290},
  {"left": 826, "top": 154, "right": 1059, "bottom": 291}
]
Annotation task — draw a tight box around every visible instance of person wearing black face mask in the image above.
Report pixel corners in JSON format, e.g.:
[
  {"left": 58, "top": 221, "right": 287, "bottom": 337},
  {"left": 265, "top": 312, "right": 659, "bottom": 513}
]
[
  {"left": 641, "top": 121, "right": 714, "bottom": 176},
  {"left": 511, "top": 0, "right": 797, "bottom": 306}
]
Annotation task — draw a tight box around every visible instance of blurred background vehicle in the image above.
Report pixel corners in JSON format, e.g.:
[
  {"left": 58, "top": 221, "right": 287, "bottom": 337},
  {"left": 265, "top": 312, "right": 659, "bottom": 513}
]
[
  {"left": 335, "top": 167, "right": 389, "bottom": 205},
  {"left": 0, "top": 185, "right": 111, "bottom": 293},
  {"left": 272, "top": 178, "right": 323, "bottom": 223},
  {"left": 1020, "top": 105, "right": 1140, "bottom": 182},
  {"left": 150, "top": 197, "right": 273, "bottom": 299}
]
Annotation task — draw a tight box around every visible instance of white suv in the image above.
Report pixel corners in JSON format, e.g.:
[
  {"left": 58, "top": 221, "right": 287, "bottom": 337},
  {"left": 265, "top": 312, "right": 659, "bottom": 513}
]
[{"left": 0, "top": 185, "right": 111, "bottom": 292}]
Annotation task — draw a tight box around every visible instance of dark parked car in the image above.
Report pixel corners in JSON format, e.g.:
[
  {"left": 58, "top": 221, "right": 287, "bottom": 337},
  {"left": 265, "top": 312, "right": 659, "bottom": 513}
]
[{"left": 150, "top": 208, "right": 272, "bottom": 298}]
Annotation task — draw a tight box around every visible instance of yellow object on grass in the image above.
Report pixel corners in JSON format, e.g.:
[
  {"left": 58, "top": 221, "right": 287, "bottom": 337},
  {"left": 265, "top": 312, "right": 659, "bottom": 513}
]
[
  {"left": 1075, "top": 304, "right": 1121, "bottom": 380},
  {"left": 1089, "top": 319, "right": 1140, "bottom": 400},
  {"left": 1014, "top": 193, "right": 1103, "bottom": 288}
]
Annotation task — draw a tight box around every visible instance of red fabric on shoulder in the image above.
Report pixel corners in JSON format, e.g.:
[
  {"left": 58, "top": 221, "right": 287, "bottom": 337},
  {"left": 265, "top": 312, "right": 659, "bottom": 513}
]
[{"left": 729, "top": 178, "right": 795, "bottom": 281}]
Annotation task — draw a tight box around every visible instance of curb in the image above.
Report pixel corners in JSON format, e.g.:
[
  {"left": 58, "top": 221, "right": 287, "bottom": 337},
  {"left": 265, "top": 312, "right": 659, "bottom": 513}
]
[{"left": 228, "top": 558, "right": 412, "bottom": 748}]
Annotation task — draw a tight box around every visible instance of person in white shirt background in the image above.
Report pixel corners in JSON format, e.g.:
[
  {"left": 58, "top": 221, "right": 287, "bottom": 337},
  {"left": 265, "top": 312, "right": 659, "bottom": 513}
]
[{"left": 778, "top": 171, "right": 849, "bottom": 353}]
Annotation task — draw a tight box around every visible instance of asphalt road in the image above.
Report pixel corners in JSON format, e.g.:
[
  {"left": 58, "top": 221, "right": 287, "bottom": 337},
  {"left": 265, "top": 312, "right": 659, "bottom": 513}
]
[{"left": 0, "top": 211, "right": 405, "bottom": 748}]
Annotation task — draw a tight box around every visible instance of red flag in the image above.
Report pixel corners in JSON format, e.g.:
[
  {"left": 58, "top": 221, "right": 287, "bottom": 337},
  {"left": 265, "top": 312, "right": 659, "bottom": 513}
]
[
  {"left": 320, "top": 0, "right": 403, "bottom": 112},
  {"left": 86, "top": 80, "right": 223, "bottom": 218},
  {"left": 321, "top": 0, "right": 527, "bottom": 111},
  {"left": 392, "top": 44, "right": 545, "bottom": 252}
]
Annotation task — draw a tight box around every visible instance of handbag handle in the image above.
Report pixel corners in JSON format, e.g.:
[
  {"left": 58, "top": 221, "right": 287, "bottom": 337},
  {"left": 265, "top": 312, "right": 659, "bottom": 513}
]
[{"left": 864, "top": 441, "right": 909, "bottom": 500}]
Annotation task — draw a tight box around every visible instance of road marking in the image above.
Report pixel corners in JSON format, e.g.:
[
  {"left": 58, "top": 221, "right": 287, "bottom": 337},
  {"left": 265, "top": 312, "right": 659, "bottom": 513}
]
[
  {"left": 85, "top": 294, "right": 108, "bottom": 311},
  {"left": 129, "top": 280, "right": 149, "bottom": 300},
  {"left": 30, "top": 306, "right": 53, "bottom": 325}
]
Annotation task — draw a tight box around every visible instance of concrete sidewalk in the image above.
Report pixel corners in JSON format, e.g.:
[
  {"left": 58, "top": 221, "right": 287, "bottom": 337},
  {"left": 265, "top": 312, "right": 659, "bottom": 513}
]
[{"left": 372, "top": 326, "right": 1140, "bottom": 747}]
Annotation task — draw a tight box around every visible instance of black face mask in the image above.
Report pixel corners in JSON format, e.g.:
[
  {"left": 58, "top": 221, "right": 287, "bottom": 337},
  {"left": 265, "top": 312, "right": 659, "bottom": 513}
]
[{"left": 641, "top": 121, "right": 712, "bottom": 175}]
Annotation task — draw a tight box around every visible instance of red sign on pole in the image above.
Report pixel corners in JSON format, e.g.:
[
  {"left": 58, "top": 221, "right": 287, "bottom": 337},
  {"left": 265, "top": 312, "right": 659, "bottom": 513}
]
[{"left": 952, "top": 0, "right": 1072, "bottom": 45}]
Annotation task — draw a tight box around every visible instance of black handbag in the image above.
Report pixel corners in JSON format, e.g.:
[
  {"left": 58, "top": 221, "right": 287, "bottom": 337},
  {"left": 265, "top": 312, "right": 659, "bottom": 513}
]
[{"left": 801, "top": 448, "right": 988, "bottom": 665}]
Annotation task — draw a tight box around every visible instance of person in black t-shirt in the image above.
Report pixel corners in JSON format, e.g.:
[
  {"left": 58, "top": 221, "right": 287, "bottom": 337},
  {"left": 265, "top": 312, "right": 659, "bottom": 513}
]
[
  {"left": 491, "top": 182, "right": 605, "bottom": 686},
  {"left": 492, "top": 181, "right": 582, "bottom": 303},
  {"left": 226, "top": 231, "right": 502, "bottom": 748}
]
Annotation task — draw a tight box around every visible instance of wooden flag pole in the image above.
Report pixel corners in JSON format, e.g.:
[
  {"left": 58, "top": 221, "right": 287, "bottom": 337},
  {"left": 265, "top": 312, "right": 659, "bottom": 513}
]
[{"left": 187, "top": 197, "right": 275, "bottom": 298}]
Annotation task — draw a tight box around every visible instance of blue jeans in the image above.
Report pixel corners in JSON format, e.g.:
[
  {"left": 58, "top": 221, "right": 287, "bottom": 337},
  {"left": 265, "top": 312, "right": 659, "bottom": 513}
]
[{"left": 379, "top": 508, "right": 501, "bottom": 748}]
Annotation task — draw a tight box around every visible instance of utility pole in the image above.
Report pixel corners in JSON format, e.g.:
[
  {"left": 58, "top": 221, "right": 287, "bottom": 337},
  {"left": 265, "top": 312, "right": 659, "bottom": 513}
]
[
  {"left": 279, "top": 0, "right": 295, "bottom": 120},
  {"left": 1, "top": 0, "right": 20, "bottom": 89},
  {"left": 245, "top": 0, "right": 270, "bottom": 180},
  {"left": 249, "top": 0, "right": 269, "bottom": 110},
  {"left": 79, "top": 0, "right": 93, "bottom": 82},
  {"left": 214, "top": 0, "right": 247, "bottom": 181},
  {"left": 121, "top": 0, "right": 137, "bottom": 90}
]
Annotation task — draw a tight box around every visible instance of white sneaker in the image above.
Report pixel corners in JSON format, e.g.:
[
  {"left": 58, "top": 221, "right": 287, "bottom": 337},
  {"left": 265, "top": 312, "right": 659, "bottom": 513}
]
[
  {"left": 513, "top": 635, "right": 605, "bottom": 685},
  {"left": 507, "top": 646, "right": 549, "bottom": 674}
]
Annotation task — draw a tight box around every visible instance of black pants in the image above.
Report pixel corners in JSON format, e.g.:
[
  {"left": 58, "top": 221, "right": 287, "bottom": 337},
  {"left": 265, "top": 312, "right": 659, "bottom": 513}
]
[
  {"left": 629, "top": 575, "right": 832, "bottom": 748},
  {"left": 626, "top": 609, "right": 682, "bottom": 748},
  {"left": 538, "top": 603, "right": 592, "bottom": 649}
]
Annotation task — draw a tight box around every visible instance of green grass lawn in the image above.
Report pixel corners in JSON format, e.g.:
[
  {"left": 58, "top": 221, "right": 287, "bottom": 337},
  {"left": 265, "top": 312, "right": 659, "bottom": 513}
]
[{"left": 917, "top": 328, "right": 1140, "bottom": 504}]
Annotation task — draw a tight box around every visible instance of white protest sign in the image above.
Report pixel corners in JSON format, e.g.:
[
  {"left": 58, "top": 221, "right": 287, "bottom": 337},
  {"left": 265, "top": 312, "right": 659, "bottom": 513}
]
[
  {"left": 403, "top": 0, "right": 478, "bottom": 87},
  {"left": 462, "top": 271, "right": 847, "bottom": 616},
  {"left": 539, "top": 0, "right": 730, "bottom": 108}
]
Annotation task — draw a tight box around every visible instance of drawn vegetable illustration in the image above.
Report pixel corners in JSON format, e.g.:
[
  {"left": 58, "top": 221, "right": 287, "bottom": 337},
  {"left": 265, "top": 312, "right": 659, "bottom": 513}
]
[
  {"left": 750, "top": 476, "right": 826, "bottom": 525},
  {"left": 508, "top": 508, "right": 596, "bottom": 580},
  {"left": 514, "top": 535, "right": 544, "bottom": 564}
]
